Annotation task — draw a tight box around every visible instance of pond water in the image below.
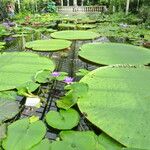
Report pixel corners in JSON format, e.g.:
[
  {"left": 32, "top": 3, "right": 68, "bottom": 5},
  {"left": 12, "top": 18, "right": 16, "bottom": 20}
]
[{"left": 1, "top": 31, "right": 146, "bottom": 140}]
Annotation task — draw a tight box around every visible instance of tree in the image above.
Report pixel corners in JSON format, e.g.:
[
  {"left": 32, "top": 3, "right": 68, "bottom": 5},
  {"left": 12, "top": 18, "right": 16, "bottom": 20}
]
[
  {"left": 16, "top": 0, "right": 21, "bottom": 12},
  {"left": 126, "top": 0, "right": 130, "bottom": 15},
  {"left": 73, "top": 0, "right": 77, "bottom": 6}
]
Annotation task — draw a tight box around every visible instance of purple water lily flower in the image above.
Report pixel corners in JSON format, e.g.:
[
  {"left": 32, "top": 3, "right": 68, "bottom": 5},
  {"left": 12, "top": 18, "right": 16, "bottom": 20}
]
[
  {"left": 4, "top": 37, "right": 15, "bottom": 42},
  {"left": 51, "top": 71, "right": 60, "bottom": 77},
  {"left": 2, "top": 22, "right": 10, "bottom": 28},
  {"left": 8, "top": 22, "right": 15, "bottom": 27},
  {"left": 64, "top": 77, "right": 74, "bottom": 84},
  {"left": 2, "top": 21, "right": 15, "bottom": 28}
]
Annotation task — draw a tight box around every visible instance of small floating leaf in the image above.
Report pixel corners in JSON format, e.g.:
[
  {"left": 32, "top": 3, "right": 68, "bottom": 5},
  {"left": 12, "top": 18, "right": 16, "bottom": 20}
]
[
  {"left": 46, "top": 108, "right": 80, "bottom": 130},
  {"left": 30, "top": 139, "right": 51, "bottom": 150},
  {"left": 0, "top": 124, "right": 6, "bottom": 140},
  {"left": 17, "top": 81, "right": 40, "bottom": 97},
  {"left": 0, "top": 99, "right": 19, "bottom": 124},
  {"left": 56, "top": 82, "right": 88, "bottom": 110},
  {"left": 2, "top": 118, "right": 46, "bottom": 150},
  {"left": 34, "top": 70, "right": 51, "bottom": 83},
  {"left": 51, "top": 141, "right": 75, "bottom": 150},
  {"left": 76, "top": 69, "right": 90, "bottom": 77}
]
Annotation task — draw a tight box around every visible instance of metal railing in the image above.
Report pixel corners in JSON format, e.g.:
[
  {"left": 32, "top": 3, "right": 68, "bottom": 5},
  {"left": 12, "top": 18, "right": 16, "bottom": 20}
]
[{"left": 56, "top": 6, "right": 107, "bottom": 13}]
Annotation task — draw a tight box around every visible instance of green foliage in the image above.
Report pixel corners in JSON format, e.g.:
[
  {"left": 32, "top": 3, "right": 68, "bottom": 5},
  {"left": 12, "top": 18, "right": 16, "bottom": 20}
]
[
  {"left": 88, "top": 12, "right": 149, "bottom": 42},
  {"left": 79, "top": 43, "right": 150, "bottom": 65},
  {"left": 25, "top": 39, "right": 72, "bottom": 52},
  {"left": 0, "top": 90, "right": 19, "bottom": 123},
  {"left": 0, "top": 52, "right": 55, "bottom": 91},
  {"left": 54, "top": 72, "right": 68, "bottom": 81},
  {"left": 58, "top": 23, "right": 96, "bottom": 30},
  {"left": 0, "top": 91, "right": 18, "bottom": 100},
  {"left": 78, "top": 66, "right": 150, "bottom": 149},
  {"left": 46, "top": 1, "right": 56, "bottom": 13},
  {"left": 46, "top": 108, "right": 80, "bottom": 130},
  {"left": 56, "top": 82, "right": 88, "bottom": 110},
  {"left": 59, "top": 131, "right": 104, "bottom": 150},
  {"left": 0, "top": 42, "right": 5, "bottom": 51},
  {"left": 0, "top": 124, "right": 6, "bottom": 141},
  {"left": 0, "top": 96, "right": 19, "bottom": 124},
  {"left": 30, "top": 139, "right": 51, "bottom": 150},
  {"left": 76, "top": 69, "right": 90, "bottom": 77},
  {"left": 2, "top": 118, "right": 46, "bottom": 150},
  {"left": 138, "top": 5, "right": 150, "bottom": 24},
  {"left": 0, "top": 25, "right": 10, "bottom": 37},
  {"left": 51, "top": 30, "right": 100, "bottom": 40},
  {"left": 17, "top": 81, "right": 40, "bottom": 97},
  {"left": 98, "top": 133, "right": 123, "bottom": 150},
  {"left": 34, "top": 70, "right": 51, "bottom": 83}
]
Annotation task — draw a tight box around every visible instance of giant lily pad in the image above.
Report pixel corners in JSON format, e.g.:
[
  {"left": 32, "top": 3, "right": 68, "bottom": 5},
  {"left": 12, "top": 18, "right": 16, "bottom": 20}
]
[
  {"left": 46, "top": 108, "right": 80, "bottom": 130},
  {"left": 79, "top": 43, "right": 150, "bottom": 65},
  {"left": 77, "top": 24, "right": 96, "bottom": 30},
  {"left": 98, "top": 133, "right": 123, "bottom": 150},
  {"left": 2, "top": 118, "right": 46, "bottom": 150},
  {"left": 0, "top": 42, "right": 5, "bottom": 51},
  {"left": 0, "top": 52, "right": 55, "bottom": 91},
  {"left": 25, "top": 39, "right": 72, "bottom": 52},
  {"left": 58, "top": 23, "right": 76, "bottom": 30},
  {"left": 78, "top": 66, "right": 150, "bottom": 149},
  {"left": 51, "top": 30, "right": 100, "bottom": 41}
]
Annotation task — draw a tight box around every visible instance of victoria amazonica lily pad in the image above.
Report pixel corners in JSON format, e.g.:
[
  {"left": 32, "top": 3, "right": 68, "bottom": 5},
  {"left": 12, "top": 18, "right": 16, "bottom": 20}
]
[
  {"left": 46, "top": 108, "right": 80, "bottom": 130},
  {"left": 0, "top": 52, "right": 55, "bottom": 91},
  {"left": 98, "top": 133, "right": 123, "bottom": 150},
  {"left": 78, "top": 66, "right": 150, "bottom": 149},
  {"left": 25, "top": 39, "right": 71, "bottom": 52},
  {"left": 79, "top": 43, "right": 150, "bottom": 65},
  {"left": 51, "top": 30, "right": 100, "bottom": 40},
  {"left": 58, "top": 23, "right": 76, "bottom": 30}
]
